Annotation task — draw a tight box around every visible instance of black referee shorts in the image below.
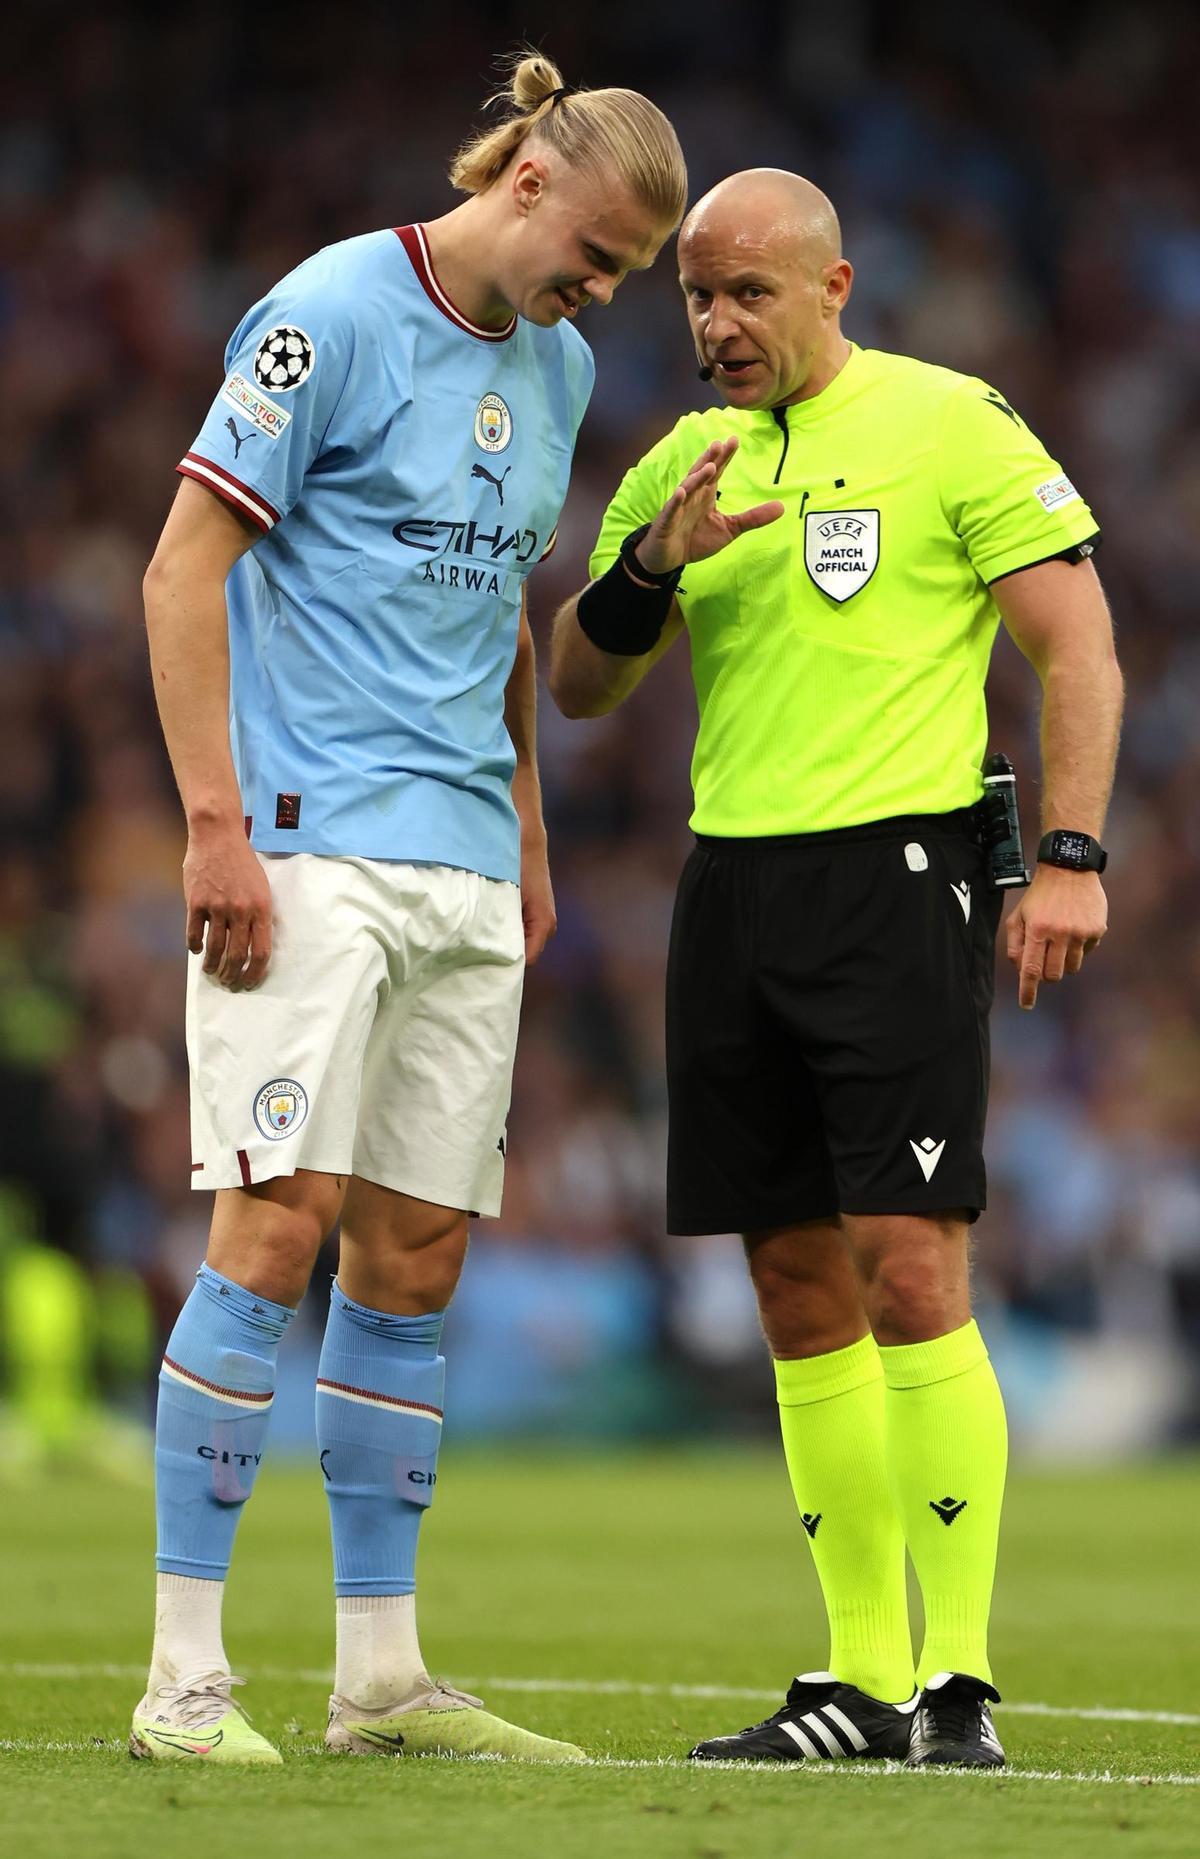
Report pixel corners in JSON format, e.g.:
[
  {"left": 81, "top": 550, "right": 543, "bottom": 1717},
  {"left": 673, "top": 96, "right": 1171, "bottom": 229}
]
[{"left": 665, "top": 811, "right": 1005, "bottom": 1235}]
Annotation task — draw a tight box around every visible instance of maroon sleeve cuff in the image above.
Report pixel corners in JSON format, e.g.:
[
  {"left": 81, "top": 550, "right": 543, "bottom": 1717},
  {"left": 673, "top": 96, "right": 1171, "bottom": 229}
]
[{"left": 176, "top": 453, "right": 281, "bottom": 532}]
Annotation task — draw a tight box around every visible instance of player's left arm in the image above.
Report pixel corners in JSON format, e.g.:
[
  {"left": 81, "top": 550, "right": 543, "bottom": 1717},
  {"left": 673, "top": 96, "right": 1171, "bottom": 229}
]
[
  {"left": 505, "top": 590, "right": 555, "bottom": 965},
  {"left": 992, "top": 557, "right": 1124, "bottom": 1010}
]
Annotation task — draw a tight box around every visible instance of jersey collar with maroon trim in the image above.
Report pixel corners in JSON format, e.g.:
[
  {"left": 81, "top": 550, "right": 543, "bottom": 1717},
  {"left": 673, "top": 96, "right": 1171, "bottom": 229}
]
[{"left": 395, "top": 224, "right": 517, "bottom": 343}]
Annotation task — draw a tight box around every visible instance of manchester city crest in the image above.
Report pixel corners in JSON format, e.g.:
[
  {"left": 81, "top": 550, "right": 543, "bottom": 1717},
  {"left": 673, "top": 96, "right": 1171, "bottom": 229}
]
[
  {"left": 253, "top": 1077, "right": 309, "bottom": 1141},
  {"left": 804, "top": 509, "right": 880, "bottom": 602},
  {"left": 474, "top": 392, "right": 513, "bottom": 454}
]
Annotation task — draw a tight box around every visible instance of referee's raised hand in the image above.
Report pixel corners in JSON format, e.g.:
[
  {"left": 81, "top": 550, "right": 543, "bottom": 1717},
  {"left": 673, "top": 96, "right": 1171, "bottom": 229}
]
[{"left": 632, "top": 438, "right": 783, "bottom": 577}]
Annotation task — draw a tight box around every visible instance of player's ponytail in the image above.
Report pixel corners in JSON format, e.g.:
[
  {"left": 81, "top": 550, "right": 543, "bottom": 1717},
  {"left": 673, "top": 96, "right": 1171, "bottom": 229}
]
[{"left": 450, "top": 51, "right": 687, "bottom": 230}]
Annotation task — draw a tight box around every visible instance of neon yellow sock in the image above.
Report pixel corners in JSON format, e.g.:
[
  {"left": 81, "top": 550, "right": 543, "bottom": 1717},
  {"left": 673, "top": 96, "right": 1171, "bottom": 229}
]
[
  {"left": 878, "top": 1320, "right": 1008, "bottom": 1687},
  {"left": 775, "top": 1335, "right": 914, "bottom": 1704}
]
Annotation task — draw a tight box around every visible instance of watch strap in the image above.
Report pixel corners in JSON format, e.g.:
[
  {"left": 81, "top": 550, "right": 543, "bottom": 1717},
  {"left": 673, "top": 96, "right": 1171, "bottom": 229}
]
[
  {"left": 620, "top": 523, "right": 684, "bottom": 589},
  {"left": 1037, "top": 830, "right": 1108, "bottom": 874}
]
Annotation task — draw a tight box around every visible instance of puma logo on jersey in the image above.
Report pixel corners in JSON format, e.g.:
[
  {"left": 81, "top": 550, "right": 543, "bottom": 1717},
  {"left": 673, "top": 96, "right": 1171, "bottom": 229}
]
[
  {"left": 471, "top": 462, "right": 512, "bottom": 506},
  {"left": 951, "top": 880, "right": 971, "bottom": 923},
  {"left": 910, "top": 1137, "right": 946, "bottom": 1182},
  {"left": 225, "top": 416, "right": 257, "bottom": 459}
]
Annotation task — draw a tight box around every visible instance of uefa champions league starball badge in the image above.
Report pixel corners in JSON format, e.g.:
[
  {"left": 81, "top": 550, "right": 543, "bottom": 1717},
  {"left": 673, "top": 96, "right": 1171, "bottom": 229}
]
[
  {"left": 253, "top": 327, "right": 316, "bottom": 393},
  {"left": 253, "top": 1078, "right": 309, "bottom": 1140},
  {"left": 474, "top": 392, "right": 513, "bottom": 454}
]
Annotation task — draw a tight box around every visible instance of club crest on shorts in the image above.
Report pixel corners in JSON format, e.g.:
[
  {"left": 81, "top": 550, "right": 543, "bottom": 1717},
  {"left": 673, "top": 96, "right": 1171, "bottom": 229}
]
[
  {"left": 474, "top": 392, "right": 512, "bottom": 454},
  {"left": 253, "top": 1078, "right": 309, "bottom": 1141},
  {"left": 804, "top": 509, "right": 880, "bottom": 602}
]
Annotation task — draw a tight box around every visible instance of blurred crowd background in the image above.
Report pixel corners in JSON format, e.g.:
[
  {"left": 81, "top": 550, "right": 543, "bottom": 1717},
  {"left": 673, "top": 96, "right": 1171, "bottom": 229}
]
[{"left": 2, "top": 0, "right": 1197, "bottom": 1464}]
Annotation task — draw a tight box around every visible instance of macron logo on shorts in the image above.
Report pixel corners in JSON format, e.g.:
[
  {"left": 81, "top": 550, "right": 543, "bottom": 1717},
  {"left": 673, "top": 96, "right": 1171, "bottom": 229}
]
[{"left": 910, "top": 1136, "right": 946, "bottom": 1182}]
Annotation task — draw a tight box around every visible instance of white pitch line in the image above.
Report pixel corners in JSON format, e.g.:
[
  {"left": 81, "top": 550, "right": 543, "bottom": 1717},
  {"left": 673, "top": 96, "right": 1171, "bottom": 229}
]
[
  {"left": 585, "top": 1761, "right": 1200, "bottom": 1786},
  {"left": 1, "top": 1740, "right": 109, "bottom": 1754},
  {"left": 1002, "top": 1700, "right": 1200, "bottom": 1728},
  {"left": 2, "top": 1663, "right": 1197, "bottom": 1731},
  {"left": 0, "top": 1737, "right": 1195, "bottom": 1787}
]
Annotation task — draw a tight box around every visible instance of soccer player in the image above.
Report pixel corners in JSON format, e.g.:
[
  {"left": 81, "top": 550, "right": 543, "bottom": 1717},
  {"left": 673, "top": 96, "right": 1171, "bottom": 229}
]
[
  {"left": 132, "top": 56, "right": 686, "bottom": 1765},
  {"left": 550, "top": 170, "right": 1122, "bottom": 1769}
]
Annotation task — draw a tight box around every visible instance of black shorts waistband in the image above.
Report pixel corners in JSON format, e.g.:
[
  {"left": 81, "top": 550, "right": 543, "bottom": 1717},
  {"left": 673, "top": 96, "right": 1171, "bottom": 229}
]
[{"left": 694, "top": 807, "right": 981, "bottom": 854}]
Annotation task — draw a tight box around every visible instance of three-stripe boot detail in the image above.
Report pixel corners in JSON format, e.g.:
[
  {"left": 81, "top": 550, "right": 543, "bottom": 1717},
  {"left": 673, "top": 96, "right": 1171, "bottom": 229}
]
[
  {"left": 905, "top": 1671, "right": 1005, "bottom": 1768},
  {"left": 688, "top": 1671, "right": 917, "bottom": 1763}
]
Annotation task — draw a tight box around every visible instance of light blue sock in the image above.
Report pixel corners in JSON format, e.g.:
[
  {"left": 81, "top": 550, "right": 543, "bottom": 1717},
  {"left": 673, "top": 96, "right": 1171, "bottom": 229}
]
[
  {"left": 316, "top": 1283, "right": 446, "bottom": 1597},
  {"left": 155, "top": 1264, "right": 295, "bottom": 1579}
]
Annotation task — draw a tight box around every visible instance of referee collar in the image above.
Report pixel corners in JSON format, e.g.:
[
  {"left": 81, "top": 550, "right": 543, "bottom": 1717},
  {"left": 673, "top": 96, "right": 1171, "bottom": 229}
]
[
  {"left": 760, "top": 344, "right": 861, "bottom": 483},
  {"left": 767, "top": 341, "right": 862, "bottom": 425}
]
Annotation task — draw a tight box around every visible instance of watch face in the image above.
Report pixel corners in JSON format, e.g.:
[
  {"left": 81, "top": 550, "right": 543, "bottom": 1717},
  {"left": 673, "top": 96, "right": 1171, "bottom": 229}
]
[{"left": 1056, "top": 832, "right": 1091, "bottom": 865}]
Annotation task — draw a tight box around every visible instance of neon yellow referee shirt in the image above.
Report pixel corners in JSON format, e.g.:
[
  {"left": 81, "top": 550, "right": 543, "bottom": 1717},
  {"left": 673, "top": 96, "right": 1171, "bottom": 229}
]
[{"left": 589, "top": 344, "right": 1099, "bottom": 835}]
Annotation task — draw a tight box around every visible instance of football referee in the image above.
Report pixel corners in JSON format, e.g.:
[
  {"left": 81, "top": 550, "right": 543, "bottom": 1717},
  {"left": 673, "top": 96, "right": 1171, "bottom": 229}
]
[{"left": 550, "top": 169, "right": 1122, "bottom": 1770}]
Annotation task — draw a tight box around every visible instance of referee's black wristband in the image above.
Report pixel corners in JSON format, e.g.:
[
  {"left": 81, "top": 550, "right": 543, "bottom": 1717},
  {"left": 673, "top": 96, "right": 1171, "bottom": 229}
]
[{"left": 576, "top": 525, "right": 683, "bottom": 657}]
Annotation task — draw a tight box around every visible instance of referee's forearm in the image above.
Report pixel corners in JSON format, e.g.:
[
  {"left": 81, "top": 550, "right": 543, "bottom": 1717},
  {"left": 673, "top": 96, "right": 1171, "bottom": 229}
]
[
  {"left": 1037, "top": 647, "right": 1125, "bottom": 837},
  {"left": 548, "top": 593, "right": 664, "bottom": 718}
]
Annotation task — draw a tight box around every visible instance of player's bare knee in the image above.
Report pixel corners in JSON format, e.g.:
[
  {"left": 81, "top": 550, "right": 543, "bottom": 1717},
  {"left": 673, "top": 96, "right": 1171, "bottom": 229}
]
[
  {"left": 396, "top": 1217, "right": 468, "bottom": 1307},
  {"left": 339, "top": 1197, "right": 469, "bottom": 1311},
  {"left": 413, "top": 1259, "right": 465, "bottom": 1312},
  {"left": 205, "top": 1222, "right": 317, "bottom": 1306},
  {"left": 208, "top": 1176, "right": 341, "bottom": 1304}
]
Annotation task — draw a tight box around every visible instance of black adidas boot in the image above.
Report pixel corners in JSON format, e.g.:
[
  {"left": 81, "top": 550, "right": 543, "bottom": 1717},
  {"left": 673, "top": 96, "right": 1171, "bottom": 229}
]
[
  {"left": 689, "top": 1671, "right": 916, "bottom": 1763},
  {"left": 905, "top": 1671, "right": 1005, "bottom": 1768}
]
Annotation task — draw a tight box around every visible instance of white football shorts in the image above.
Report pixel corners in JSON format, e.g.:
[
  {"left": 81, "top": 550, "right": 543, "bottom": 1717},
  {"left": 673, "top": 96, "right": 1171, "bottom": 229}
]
[{"left": 186, "top": 854, "right": 525, "bottom": 1216}]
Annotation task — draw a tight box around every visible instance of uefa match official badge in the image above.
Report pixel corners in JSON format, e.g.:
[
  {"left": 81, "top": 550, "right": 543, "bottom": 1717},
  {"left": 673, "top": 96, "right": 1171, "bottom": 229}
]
[
  {"left": 474, "top": 392, "right": 513, "bottom": 454},
  {"left": 253, "top": 1078, "right": 309, "bottom": 1141},
  {"left": 804, "top": 509, "right": 880, "bottom": 601}
]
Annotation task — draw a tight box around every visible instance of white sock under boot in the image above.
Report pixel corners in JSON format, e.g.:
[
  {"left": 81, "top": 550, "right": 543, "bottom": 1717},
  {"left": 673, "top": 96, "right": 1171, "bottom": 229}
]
[
  {"left": 144, "top": 1572, "right": 230, "bottom": 1701},
  {"left": 334, "top": 1593, "right": 430, "bottom": 1709}
]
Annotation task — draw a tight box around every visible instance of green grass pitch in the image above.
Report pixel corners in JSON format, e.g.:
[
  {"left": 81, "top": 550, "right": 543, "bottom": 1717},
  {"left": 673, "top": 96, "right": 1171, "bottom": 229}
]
[{"left": 2, "top": 1448, "right": 1197, "bottom": 1857}]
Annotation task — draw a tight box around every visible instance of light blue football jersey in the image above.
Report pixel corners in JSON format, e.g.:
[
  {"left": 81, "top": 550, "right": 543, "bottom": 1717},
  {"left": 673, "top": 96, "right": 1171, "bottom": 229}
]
[{"left": 179, "top": 225, "right": 595, "bottom": 882}]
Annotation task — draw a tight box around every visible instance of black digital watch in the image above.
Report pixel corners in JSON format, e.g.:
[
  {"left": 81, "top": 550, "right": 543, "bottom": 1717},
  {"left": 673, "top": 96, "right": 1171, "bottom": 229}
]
[{"left": 1037, "top": 830, "right": 1108, "bottom": 874}]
